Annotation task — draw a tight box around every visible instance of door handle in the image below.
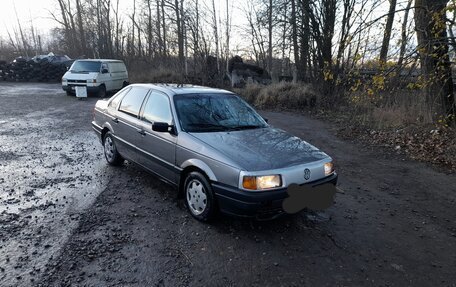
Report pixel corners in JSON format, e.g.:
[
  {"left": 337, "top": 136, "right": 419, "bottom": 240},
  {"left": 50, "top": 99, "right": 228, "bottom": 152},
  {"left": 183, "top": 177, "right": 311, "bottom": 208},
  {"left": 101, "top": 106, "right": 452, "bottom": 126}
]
[
  {"left": 112, "top": 118, "right": 119, "bottom": 123},
  {"left": 137, "top": 129, "right": 146, "bottom": 136}
]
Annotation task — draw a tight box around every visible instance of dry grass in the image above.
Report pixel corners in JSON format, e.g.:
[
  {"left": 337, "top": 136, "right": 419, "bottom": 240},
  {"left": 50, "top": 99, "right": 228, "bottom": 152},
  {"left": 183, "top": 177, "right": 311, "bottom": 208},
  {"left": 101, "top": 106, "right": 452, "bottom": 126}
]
[
  {"left": 235, "top": 82, "right": 319, "bottom": 110},
  {"left": 347, "top": 88, "right": 434, "bottom": 129},
  {"left": 129, "top": 67, "right": 186, "bottom": 84}
]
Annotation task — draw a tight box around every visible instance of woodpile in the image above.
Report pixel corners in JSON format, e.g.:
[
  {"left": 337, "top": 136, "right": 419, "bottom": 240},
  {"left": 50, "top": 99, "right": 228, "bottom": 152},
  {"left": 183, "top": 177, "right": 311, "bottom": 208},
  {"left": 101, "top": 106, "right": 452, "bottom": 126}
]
[{"left": 0, "top": 58, "right": 71, "bottom": 82}]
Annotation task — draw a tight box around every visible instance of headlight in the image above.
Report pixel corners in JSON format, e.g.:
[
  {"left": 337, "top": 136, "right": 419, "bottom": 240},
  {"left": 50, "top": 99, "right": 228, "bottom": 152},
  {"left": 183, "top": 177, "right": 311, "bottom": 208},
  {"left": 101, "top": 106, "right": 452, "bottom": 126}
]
[
  {"left": 62, "top": 78, "right": 67, "bottom": 82},
  {"left": 324, "top": 162, "right": 334, "bottom": 176},
  {"left": 242, "top": 175, "right": 282, "bottom": 190},
  {"left": 87, "top": 79, "right": 97, "bottom": 83}
]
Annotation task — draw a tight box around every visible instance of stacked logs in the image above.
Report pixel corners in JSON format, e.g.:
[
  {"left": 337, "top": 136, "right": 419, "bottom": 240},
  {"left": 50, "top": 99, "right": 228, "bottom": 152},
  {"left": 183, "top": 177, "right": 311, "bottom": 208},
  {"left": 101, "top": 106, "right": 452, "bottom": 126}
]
[{"left": 0, "top": 58, "right": 70, "bottom": 82}]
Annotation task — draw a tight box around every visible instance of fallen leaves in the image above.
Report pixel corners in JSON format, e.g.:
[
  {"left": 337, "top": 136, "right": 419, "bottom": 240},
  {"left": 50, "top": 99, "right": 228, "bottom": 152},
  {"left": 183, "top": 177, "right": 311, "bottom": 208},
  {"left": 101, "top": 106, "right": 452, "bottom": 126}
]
[{"left": 338, "top": 124, "right": 456, "bottom": 172}]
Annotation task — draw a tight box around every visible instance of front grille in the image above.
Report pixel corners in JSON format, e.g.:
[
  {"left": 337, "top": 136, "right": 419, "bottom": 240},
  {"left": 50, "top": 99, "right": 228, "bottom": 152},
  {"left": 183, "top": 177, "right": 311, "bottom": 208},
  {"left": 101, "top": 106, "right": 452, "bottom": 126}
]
[{"left": 68, "top": 79, "right": 86, "bottom": 83}]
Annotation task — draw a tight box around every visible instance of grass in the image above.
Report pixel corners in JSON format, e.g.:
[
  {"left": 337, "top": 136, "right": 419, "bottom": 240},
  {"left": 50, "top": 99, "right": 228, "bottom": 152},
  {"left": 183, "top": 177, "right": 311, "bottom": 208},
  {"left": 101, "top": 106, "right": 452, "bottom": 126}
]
[{"left": 235, "top": 82, "right": 319, "bottom": 110}]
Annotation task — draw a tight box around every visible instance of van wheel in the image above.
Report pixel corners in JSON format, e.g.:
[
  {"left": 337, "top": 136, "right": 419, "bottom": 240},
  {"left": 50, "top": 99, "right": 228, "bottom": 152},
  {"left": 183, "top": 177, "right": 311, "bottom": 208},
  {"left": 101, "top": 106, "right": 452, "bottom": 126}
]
[
  {"left": 66, "top": 91, "right": 73, "bottom": 96},
  {"left": 97, "top": 85, "right": 106, "bottom": 98}
]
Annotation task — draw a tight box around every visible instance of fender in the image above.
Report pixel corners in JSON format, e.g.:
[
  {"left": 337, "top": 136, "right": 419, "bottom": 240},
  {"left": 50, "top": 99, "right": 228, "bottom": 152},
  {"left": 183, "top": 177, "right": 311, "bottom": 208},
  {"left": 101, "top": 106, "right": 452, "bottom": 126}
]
[
  {"left": 181, "top": 159, "right": 217, "bottom": 181},
  {"left": 102, "top": 121, "right": 114, "bottom": 134}
]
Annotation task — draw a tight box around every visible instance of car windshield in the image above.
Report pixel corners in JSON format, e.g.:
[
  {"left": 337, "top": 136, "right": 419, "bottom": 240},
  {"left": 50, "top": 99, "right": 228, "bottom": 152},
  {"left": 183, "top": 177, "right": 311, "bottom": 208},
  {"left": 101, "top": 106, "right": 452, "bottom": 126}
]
[
  {"left": 70, "top": 61, "right": 101, "bottom": 73},
  {"left": 174, "top": 93, "right": 267, "bottom": 132}
]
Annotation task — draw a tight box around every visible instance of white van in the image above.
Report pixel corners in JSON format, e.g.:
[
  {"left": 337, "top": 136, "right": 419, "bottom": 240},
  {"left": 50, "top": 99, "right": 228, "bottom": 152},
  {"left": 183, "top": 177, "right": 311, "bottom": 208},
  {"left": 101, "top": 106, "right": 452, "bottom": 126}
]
[{"left": 62, "top": 59, "right": 129, "bottom": 97}]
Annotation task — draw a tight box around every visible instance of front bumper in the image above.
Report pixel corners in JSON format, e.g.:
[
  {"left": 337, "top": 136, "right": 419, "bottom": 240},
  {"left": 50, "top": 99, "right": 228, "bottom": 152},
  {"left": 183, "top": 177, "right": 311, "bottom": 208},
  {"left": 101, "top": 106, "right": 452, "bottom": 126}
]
[
  {"left": 213, "top": 173, "right": 338, "bottom": 219},
  {"left": 62, "top": 84, "right": 101, "bottom": 94},
  {"left": 92, "top": 121, "right": 103, "bottom": 143}
]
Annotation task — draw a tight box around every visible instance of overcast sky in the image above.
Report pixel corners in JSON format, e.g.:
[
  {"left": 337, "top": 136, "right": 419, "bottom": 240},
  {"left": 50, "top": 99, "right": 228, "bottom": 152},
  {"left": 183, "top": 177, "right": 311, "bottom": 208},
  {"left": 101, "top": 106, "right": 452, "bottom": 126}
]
[
  {"left": 1, "top": 0, "right": 57, "bottom": 37},
  {"left": 0, "top": 0, "right": 133, "bottom": 37}
]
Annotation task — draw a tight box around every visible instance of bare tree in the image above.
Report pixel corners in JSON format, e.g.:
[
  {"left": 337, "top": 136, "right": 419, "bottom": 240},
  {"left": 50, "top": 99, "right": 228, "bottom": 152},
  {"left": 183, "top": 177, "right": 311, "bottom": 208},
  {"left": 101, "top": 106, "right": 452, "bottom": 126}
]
[
  {"left": 397, "top": 0, "right": 412, "bottom": 67},
  {"left": 379, "top": 0, "right": 397, "bottom": 63},
  {"left": 267, "top": 0, "right": 273, "bottom": 75},
  {"left": 211, "top": 0, "right": 220, "bottom": 73}
]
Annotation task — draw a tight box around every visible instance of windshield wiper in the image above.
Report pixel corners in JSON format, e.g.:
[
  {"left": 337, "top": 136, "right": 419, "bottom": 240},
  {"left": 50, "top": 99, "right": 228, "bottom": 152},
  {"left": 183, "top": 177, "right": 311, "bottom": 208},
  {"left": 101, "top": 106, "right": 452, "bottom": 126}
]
[
  {"left": 229, "top": 125, "right": 264, "bottom": 131},
  {"left": 187, "top": 123, "right": 231, "bottom": 131}
]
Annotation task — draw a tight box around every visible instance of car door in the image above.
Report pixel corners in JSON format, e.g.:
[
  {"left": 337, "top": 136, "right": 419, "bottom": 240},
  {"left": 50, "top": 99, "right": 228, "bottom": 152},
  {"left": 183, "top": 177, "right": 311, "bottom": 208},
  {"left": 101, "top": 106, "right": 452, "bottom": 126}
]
[
  {"left": 111, "top": 87, "right": 149, "bottom": 163},
  {"left": 108, "top": 62, "right": 121, "bottom": 90},
  {"left": 137, "top": 90, "right": 178, "bottom": 184},
  {"left": 99, "top": 62, "right": 113, "bottom": 91}
]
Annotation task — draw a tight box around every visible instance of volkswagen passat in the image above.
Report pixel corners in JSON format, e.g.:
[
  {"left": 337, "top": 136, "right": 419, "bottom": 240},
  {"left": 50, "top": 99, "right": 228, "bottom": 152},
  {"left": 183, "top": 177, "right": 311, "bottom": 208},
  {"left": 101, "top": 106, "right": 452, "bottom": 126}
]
[{"left": 92, "top": 84, "right": 337, "bottom": 221}]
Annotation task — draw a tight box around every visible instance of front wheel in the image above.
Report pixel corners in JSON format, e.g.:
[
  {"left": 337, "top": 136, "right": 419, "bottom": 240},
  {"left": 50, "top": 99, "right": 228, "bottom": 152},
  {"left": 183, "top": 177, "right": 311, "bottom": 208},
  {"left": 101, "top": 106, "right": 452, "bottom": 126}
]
[
  {"left": 97, "top": 85, "right": 106, "bottom": 98},
  {"left": 103, "top": 132, "right": 123, "bottom": 166},
  {"left": 184, "top": 172, "right": 217, "bottom": 222}
]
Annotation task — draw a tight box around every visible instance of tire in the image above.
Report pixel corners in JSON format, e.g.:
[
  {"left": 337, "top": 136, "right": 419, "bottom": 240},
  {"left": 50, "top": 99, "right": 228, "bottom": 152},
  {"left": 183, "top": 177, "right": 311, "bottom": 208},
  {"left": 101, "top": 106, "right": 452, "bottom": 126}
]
[
  {"left": 184, "top": 172, "right": 217, "bottom": 222},
  {"left": 103, "top": 132, "right": 123, "bottom": 166},
  {"left": 97, "top": 85, "right": 106, "bottom": 98},
  {"left": 66, "top": 91, "right": 73, "bottom": 96}
]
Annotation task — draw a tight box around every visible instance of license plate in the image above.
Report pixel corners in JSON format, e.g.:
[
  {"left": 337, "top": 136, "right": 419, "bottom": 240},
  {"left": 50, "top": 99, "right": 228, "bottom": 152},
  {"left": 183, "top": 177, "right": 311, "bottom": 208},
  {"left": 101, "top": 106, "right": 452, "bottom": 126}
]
[{"left": 75, "top": 86, "right": 87, "bottom": 98}]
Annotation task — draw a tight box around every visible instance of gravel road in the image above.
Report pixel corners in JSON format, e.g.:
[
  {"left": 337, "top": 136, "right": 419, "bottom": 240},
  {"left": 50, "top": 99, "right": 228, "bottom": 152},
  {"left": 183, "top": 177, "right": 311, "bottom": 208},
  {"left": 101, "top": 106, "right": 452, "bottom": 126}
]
[{"left": 0, "top": 83, "right": 455, "bottom": 287}]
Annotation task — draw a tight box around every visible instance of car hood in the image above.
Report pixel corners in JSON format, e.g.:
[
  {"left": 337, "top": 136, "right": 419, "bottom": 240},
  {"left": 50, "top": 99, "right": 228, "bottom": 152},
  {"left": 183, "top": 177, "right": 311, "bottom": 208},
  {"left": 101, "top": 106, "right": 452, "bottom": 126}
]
[
  {"left": 63, "top": 71, "right": 98, "bottom": 80},
  {"left": 189, "top": 127, "right": 329, "bottom": 171}
]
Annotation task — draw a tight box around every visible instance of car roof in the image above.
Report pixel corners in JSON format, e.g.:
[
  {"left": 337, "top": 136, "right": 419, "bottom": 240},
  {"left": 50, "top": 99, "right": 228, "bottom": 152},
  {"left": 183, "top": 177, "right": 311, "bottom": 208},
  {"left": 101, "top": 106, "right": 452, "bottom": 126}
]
[{"left": 129, "top": 83, "right": 235, "bottom": 96}]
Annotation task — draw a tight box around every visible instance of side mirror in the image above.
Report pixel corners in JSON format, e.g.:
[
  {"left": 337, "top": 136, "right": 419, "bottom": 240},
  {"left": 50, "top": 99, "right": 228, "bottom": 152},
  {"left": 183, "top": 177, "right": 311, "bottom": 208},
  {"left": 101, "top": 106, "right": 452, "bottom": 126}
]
[
  {"left": 101, "top": 68, "right": 109, "bottom": 74},
  {"left": 152, "top": 122, "right": 174, "bottom": 134}
]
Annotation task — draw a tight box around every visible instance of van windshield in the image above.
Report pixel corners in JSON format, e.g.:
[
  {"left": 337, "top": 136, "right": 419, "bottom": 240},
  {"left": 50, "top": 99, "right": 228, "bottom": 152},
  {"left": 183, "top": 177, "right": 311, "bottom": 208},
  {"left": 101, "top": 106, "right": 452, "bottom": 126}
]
[{"left": 70, "top": 61, "right": 101, "bottom": 73}]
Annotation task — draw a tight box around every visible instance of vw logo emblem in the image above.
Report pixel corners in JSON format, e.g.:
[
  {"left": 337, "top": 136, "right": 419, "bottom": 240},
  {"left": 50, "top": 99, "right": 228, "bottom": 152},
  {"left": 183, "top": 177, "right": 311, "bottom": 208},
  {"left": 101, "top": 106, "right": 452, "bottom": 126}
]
[{"left": 304, "top": 168, "right": 311, "bottom": 180}]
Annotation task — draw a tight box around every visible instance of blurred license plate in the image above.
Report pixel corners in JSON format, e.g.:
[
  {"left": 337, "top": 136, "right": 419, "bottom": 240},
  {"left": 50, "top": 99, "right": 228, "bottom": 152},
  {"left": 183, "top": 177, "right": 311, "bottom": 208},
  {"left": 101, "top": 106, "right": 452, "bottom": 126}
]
[{"left": 75, "top": 86, "right": 87, "bottom": 98}]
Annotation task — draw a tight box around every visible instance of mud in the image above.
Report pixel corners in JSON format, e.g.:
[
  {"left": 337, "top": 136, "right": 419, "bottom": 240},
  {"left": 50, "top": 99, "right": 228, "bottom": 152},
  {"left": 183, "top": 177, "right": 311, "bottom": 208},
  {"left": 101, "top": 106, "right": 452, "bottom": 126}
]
[{"left": 0, "top": 83, "right": 455, "bottom": 286}]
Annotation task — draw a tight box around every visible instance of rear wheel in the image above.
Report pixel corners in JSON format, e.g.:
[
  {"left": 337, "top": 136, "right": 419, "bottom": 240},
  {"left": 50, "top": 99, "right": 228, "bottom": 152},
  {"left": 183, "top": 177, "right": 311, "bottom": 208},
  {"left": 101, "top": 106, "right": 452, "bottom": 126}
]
[
  {"left": 184, "top": 172, "right": 217, "bottom": 222},
  {"left": 103, "top": 132, "right": 123, "bottom": 166},
  {"left": 65, "top": 91, "right": 73, "bottom": 96}
]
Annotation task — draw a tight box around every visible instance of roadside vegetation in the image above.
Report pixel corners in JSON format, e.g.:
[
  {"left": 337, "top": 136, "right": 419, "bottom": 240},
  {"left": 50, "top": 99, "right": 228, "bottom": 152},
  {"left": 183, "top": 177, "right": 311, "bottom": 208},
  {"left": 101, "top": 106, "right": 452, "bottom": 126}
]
[{"left": 236, "top": 80, "right": 456, "bottom": 171}]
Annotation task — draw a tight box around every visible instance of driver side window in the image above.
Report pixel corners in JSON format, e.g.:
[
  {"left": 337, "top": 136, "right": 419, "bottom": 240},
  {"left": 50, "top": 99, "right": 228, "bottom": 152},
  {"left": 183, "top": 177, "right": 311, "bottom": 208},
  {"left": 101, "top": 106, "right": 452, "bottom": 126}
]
[{"left": 101, "top": 63, "right": 109, "bottom": 72}]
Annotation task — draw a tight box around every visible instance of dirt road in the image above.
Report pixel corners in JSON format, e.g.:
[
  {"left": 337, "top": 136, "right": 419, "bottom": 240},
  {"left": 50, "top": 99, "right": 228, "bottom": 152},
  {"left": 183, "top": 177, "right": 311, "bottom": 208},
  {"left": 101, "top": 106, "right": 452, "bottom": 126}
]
[{"left": 0, "top": 83, "right": 455, "bottom": 287}]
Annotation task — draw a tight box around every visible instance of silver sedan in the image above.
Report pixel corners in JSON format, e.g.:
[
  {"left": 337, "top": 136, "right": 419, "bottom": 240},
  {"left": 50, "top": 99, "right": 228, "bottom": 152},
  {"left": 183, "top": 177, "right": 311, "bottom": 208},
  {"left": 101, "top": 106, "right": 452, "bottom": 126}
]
[{"left": 92, "top": 84, "right": 337, "bottom": 221}]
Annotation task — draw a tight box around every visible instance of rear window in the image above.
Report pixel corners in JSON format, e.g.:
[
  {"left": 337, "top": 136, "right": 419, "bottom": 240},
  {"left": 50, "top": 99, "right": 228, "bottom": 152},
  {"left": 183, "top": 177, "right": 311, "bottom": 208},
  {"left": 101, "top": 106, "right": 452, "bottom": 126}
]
[
  {"left": 70, "top": 61, "right": 101, "bottom": 73},
  {"left": 118, "top": 87, "right": 149, "bottom": 117}
]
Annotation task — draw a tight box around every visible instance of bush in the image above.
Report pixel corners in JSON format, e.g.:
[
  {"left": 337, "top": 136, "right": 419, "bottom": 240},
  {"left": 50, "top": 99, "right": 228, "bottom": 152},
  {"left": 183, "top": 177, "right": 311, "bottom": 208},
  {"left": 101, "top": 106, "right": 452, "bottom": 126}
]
[{"left": 235, "top": 82, "right": 319, "bottom": 110}]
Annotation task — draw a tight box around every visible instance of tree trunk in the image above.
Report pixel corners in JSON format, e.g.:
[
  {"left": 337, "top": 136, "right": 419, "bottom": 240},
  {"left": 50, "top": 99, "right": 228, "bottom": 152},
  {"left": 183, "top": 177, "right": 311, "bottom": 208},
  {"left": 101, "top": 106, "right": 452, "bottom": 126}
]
[
  {"left": 291, "top": 0, "right": 299, "bottom": 81},
  {"left": 161, "top": 0, "right": 167, "bottom": 57},
  {"left": 156, "top": 0, "right": 162, "bottom": 56},
  {"left": 379, "top": 0, "right": 397, "bottom": 63},
  {"left": 212, "top": 0, "right": 220, "bottom": 74},
  {"left": 415, "top": 0, "right": 455, "bottom": 117},
  {"left": 225, "top": 0, "right": 231, "bottom": 74},
  {"left": 268, "top": 0, "right": 273, "bottom": 76},
  {"left": 300, "top": 0, "right": 310, "bottom": 81},
  {"left": 75, "top": 0, "right": 86, "bottom": 56},
  {"left": 397, "top": 0, "right": 412, "bottom": 67}
]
